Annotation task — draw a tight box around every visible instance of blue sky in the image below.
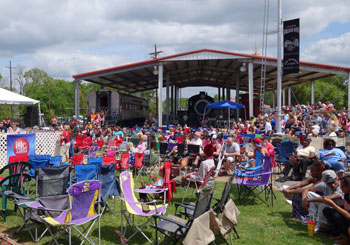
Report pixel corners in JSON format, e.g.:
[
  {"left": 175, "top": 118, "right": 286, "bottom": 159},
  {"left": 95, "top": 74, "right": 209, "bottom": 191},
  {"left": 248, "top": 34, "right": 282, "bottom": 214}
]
[{"left": 0, "top": 0, "right": 349, "bottom": 98}]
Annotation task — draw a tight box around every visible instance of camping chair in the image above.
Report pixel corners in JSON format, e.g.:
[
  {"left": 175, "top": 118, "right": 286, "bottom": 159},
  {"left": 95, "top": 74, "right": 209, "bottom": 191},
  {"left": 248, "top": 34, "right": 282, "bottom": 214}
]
[
  {"left": 106, "top": 139, "right": 117, "bottom": 156},
  {"left": 131, "top": 152, "right": 144, "bottom": 179},
  {"left": 29, "top": 155, "right": 51, "bottom": 177},
  {"left": 182, "top": 166, "right": 216, "bottom": 203},
  {"left": 15, "top": 165, "right": 70, "bottom": 242},
  {"left": 74, "top": 136, "right": 89, "bottom": 151},
  {"left": 119, "top": 171, "right": 168, "bottom": 244},
  {"left": 235, "top": 151, "right": 264, "bottom": 177},
  {"left": 176, "top": 136, "right": 184, "bottom": 144},
  {"left": 236, "top": 156, "right": 276, "bottom": 207},
  {"left": 49, "top": 156, "right": 62, "bottom": 167},
  {"left": 40, "top": 180, "right": 101, "bottom": 245},
  {"left": 73, "top": 164, "right": 98, "bottom": 183},
  {"left": 9, "top": 154, "right": 29, "bottom": 164},
  {"left": 88, "top": 157, "right": 103, "bottom": 169},
  {"left": 0, "top": 161, "right": 31, "bottom": 178},
  {"left": 275, "top": 141, "right": 298, "bottom": 173},
  {"left": 135, "top": 161, "right": 173, "bottom": 204},
  {"left": 0, "top": 173, "right": 32, "bottom": 221},
  {"left": 72, "top": 154, "right": 84, "bottom": 166},
  {"left": 103, "top": 156, "right": 116, "bottom": 166},
  {"left": 119, "top": 153, "right": 129, "bottom": 171},
  {"left": 98, "top": 164, "right": 120, "bottom": 214},
  {"left": 152, "top": 183, "right": 215, "bottom": 244}
]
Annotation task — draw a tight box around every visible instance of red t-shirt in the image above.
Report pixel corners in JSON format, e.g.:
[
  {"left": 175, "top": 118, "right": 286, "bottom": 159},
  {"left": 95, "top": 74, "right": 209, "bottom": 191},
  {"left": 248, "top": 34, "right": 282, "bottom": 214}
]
[{"left": 60, "top": 131, "right": 70, "bottom": 146}]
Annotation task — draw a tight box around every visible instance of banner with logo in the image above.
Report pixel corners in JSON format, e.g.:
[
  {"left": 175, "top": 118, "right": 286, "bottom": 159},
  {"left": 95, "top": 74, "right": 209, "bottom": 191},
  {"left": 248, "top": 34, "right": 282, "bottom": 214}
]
[
  {"left": 283, "top": 18, "right": 300, "bottom": 75},
  {"left": 7, "top": 134, "right": 36, "bottom": 162}
]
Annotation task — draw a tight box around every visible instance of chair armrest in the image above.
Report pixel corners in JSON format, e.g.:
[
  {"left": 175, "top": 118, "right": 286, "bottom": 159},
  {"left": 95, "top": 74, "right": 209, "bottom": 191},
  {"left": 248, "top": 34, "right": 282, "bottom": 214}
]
[
  {"left": 134, "top": 188, "right": 167, "bottom": 194},
  {"left": 235, "top": 159, "right": 254, "bottom": 166},
  {"left": 152, "top": 214, "right": 188, "bottom": 229},
  {"left": 120, "top": 197, "right": 156, "bottom": 205}
]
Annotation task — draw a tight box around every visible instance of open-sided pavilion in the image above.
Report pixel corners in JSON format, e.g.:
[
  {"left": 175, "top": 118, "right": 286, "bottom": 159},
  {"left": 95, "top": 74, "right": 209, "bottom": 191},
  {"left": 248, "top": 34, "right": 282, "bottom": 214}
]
[{"left": 73, "top": 48, "right": 350, "bottom": 126}]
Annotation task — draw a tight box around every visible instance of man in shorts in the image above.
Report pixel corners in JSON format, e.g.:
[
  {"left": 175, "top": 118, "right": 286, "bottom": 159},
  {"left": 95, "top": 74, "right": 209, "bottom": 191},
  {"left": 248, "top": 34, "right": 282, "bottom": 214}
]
[{"left": 219, "top": 137, "right": 240, "bottom": 176}]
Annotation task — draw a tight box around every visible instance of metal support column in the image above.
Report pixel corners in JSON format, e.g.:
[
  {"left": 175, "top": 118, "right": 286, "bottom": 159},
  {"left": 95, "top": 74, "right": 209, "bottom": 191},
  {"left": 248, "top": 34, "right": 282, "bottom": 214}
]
[
  {"left": 235, "top": 72, "right": 240, "bottom": 120},
  {"left": 226, "top": 80, "right": 231, "bottom": 101},
  {"left": 348, "top": 74, "right": 350, "bottom": 117},
  {"left": 288, "top": 87, "right": 291, "bottom": 106},
  {"left": 166, "top": 74, "right": 170, "bottom": 123},
  {"left": 218, "top": 86, "right": 221, "bottom": 101},
  {"left": 171, "top": 83, "right": 174, "bottom": 114},
  {"left": 311, "top": 80, "right": 315, "bottom": 105},
  {"left": 282, "top": 88, "right": 285, "bottom": 107},
  {"left": 276, "top": 0, "right": 283, "bottom": 133},
  {"left": 248, "top": 62, "right": 254, "bottom": 118},
  {"left": 175, "top": 86, "right": 179, "bottom": 116},
  {"left": 272, "top": 90, "right": 276, "bottom": 109},
  {"left": 74, "top": 80, "right": 80, "bottom": 118},
  {"left": 158, "top": 63, "right": 163, "bottom": 127},
  {"left": 221, "top": 87, "right": 225, "bottom": 100}
]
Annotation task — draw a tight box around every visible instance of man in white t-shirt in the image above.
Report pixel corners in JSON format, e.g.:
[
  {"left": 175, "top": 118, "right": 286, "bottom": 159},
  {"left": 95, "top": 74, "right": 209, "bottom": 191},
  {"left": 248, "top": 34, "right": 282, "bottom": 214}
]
[{"left": 191, "top": 132, "right": 204, "bottom": 170}]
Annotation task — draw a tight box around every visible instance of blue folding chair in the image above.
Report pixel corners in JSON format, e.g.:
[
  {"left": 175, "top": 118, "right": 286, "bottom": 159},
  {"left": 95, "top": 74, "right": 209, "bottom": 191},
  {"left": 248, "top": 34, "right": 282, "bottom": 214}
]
[
  {"left": 88, "top": 158, "right": 103, "bottom": 168},
  {"left": 74, "top": 164, "right": 98, "bottom": 183},
  {"left": 235, "top": 151, "right": 264, "bottom": 177},
  {"left": 29, "top": 155, "right": 51, "bottom": 177},
  {"left": 98, "top": 164, "right": 120, "bottom": 213},
  {"left": 49, "top": 156, "right": 62, "bottom": 167},
  {"left": 275, "top": 142, "right": 298, "bottom": 173}
]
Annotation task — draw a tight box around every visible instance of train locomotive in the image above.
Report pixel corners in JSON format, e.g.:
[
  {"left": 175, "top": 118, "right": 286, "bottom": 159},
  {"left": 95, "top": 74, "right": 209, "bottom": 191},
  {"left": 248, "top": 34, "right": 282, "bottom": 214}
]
[
  {"left": 178, "top": 91, "right": 215, "bottom": 127},
  {"left": 87, "top": 89, "right": 149, "bottom": 125}
]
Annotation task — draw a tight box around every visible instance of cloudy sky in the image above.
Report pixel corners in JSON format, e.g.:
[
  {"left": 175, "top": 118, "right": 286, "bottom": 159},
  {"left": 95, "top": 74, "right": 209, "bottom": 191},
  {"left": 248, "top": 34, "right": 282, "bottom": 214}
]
[{"left": 0, "top": 0, "right": 349, "bottom": 97}]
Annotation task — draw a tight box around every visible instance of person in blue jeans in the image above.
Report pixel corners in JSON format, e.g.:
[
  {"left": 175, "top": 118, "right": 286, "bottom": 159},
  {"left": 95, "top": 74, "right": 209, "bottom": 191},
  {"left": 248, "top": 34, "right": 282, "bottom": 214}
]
[{"left": 316, "top": 138, "right": 346, "bottom": 179}]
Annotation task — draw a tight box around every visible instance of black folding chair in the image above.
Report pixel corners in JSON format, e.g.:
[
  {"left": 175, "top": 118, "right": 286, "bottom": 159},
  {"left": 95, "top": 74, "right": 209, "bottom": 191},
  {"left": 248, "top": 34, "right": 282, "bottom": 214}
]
[
  {"left": 15, "top": 165, "right": 70, "bottom": 242},
  {"left": 152, "top": 183, "right": 215, "bottom": 244}
]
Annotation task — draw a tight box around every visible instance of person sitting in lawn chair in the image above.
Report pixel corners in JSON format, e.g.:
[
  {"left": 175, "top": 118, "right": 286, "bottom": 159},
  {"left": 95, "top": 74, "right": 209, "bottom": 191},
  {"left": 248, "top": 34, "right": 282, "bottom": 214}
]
[
  {"left": 174, "top": 143, "right": 215, "bottom": 186},
  {"left": 218, "top": 136, "right": 240, "bottom": 176}
]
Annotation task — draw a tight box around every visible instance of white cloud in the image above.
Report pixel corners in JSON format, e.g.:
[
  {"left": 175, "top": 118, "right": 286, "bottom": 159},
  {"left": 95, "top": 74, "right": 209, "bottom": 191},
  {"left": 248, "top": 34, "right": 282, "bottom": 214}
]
[
  {"left": 302, "top": 32, "right": 350, "bottom": 66},
  {"left": 0, "top": 0, "right": 349, "bottom": 79}
]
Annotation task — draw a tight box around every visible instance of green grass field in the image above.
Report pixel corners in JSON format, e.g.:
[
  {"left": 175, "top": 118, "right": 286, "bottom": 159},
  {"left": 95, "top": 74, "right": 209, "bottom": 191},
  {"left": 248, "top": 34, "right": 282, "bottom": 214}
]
[{"left": 0, "top": 174, "right": 333, "bottom": 245}]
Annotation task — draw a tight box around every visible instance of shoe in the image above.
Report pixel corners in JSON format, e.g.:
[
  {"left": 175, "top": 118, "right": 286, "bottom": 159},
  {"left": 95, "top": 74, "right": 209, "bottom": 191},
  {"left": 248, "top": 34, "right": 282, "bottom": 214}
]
[
  {"left": 286, "top": 200, "right": 292, "bottom": 205},
  {"left": 300, "top": 215, "right": 313, "bottom": 225}
]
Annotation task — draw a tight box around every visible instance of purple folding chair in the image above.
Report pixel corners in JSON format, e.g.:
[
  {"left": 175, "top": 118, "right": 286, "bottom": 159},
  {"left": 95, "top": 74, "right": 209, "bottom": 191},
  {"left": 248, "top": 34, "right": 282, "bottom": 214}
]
[
  {"left": 236, "top": 156, "right": 276, "bottom": 207},
  {"left": 119, "top": 171, "right": 167, "bottom": 243},
  {"left": 38, "top": 180, "right": 101, "bottom": 245}
]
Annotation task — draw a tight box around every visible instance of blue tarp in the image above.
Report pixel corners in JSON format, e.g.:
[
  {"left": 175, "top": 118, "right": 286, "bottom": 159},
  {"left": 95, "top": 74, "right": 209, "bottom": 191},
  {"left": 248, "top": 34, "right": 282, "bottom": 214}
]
[{"left": 205, "top": 100, "right": 245, "bottom": 109}]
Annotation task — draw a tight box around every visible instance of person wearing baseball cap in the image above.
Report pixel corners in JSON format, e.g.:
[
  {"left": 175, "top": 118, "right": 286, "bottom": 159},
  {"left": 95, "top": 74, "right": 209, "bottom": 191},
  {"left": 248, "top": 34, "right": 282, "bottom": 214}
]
[{"left": 301, "top": 170, "right": 343, "bottom": 232}]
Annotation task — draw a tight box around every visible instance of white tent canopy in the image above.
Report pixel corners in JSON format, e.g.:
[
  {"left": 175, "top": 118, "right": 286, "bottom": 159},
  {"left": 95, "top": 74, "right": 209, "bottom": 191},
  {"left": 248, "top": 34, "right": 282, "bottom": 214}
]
[
  {"left": 0, "top": 88, "right": 42, "bottom": 126},
  {"left": 0, "top": 88, "right": 39, "bottom": 105}
]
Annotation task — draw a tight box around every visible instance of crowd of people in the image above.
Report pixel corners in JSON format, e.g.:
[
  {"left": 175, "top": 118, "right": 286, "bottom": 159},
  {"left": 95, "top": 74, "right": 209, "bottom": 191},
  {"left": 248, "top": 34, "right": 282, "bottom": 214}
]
[{"left": 2, "top": 100, "right": 350, "bottom": 243}]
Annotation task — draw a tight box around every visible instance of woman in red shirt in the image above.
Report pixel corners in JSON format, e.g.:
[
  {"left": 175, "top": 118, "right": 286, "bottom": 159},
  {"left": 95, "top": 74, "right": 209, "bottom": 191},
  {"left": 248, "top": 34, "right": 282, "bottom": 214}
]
[{"left": 60, "top": 125, "right": 71, "bottom": 162}]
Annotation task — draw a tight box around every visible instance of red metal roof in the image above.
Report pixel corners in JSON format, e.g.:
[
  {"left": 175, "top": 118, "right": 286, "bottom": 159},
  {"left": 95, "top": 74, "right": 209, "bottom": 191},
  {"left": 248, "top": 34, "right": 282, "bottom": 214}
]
[{"left": 73, "top": 48, "right": 350, "bottom": 79}]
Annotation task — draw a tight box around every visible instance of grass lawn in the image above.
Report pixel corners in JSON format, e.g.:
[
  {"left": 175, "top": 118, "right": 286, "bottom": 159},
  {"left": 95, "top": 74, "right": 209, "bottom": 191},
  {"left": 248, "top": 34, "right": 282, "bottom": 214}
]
[{"left": 0, "top": 174, "right": 333, "bottom": 245}]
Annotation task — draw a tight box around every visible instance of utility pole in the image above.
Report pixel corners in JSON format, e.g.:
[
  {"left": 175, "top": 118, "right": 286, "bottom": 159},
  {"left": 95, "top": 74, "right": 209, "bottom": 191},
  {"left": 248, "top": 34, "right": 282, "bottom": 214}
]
[
  {"left": 5, "top": 61, "right": 16, "bottom": 120},
  {"left": 149, "top": 45, "right": 163, "bottom": 120}
]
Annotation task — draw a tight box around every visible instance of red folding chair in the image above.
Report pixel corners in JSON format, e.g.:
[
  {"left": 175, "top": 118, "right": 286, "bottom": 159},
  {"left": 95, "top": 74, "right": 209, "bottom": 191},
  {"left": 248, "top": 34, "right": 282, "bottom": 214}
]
[
  {"left": 119, "top": 153, "right": 129, "bottom": 171},
  {"left": 72, "top": 154, "right": 84, "bottom": 166},
  {"left": 176, "top": 136, "right": 184, "bottom": 144},
  {"left": 83, "top": 137, "right": 92, "bottom": 148},
  {"left": 9, "top": 154, "right": 29, "bottom": 164},
  {"left": 132, "top": 153, "right": 144, "bottom": 179},
  {"left": 96, "top": 139, "right": 104, "bottom": 148},
  {"left": 103, "top": 156, "right": 115, "bottom": 166}
]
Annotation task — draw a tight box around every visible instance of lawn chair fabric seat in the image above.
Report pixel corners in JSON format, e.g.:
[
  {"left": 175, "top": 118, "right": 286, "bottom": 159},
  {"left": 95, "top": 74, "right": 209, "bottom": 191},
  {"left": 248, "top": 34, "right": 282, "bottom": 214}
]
[
  {"left": 102, "top": 156, "right": 115, "bottom": 166},
  {"left": 74, "top": 164, "right": 98, "bottom": 183},
  {"left": 236, "top": 156, "right": 275, "bottom": 207},
  {"left": 9, "top": 154, "right": 29, "bottom": 164},
  {"left": 119, "top": 171, "right": 167, "bottom": 243},
  {"left": 72, "top": 154, "right": 84, "bottom": 166},
  {"left": 37, "top": 166, "right": 70, "bottom": 197},
  {"left": 29, "top": 155, "right": 51, "bottom": 177},
  {"left": 49, "top": 156, "right": 62, "bottom": 167},
  {"left": 41, "top": 180, "right": 101, "bottom": 245},
  {"left": 99, "top": 164, "right": 120, "bottom": 213},
  {"left": 88, "top": 158, "right": 103, "bottom": 168},
  {"left": 152, "top": 183, "right": 215, "bottom": 244}
]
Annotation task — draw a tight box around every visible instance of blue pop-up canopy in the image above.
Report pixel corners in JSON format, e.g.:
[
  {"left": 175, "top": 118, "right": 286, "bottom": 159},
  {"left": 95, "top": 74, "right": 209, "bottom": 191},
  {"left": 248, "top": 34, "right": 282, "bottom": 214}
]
[
  {"left": 205, "top": 100, "right": 245, "bottom": 109},
  {"left": 203, "top": 100, "right": 245, "bottom": 127}
]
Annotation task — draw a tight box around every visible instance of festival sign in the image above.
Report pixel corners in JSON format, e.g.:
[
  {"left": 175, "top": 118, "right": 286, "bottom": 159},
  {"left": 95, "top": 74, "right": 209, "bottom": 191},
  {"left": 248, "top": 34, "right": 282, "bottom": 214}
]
[
  {"left": 283, "top": 18, "right": 300, "bottom": 75},
  {"left": 7, "top": 134, "right": 36, "bottom": 162}
]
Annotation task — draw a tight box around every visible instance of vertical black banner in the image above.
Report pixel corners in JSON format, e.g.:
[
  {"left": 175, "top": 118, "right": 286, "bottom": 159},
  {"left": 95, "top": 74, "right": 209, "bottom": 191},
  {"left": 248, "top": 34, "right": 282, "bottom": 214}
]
[{"left": 283, "top": 18, "right": 300, "bottom": 75}]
